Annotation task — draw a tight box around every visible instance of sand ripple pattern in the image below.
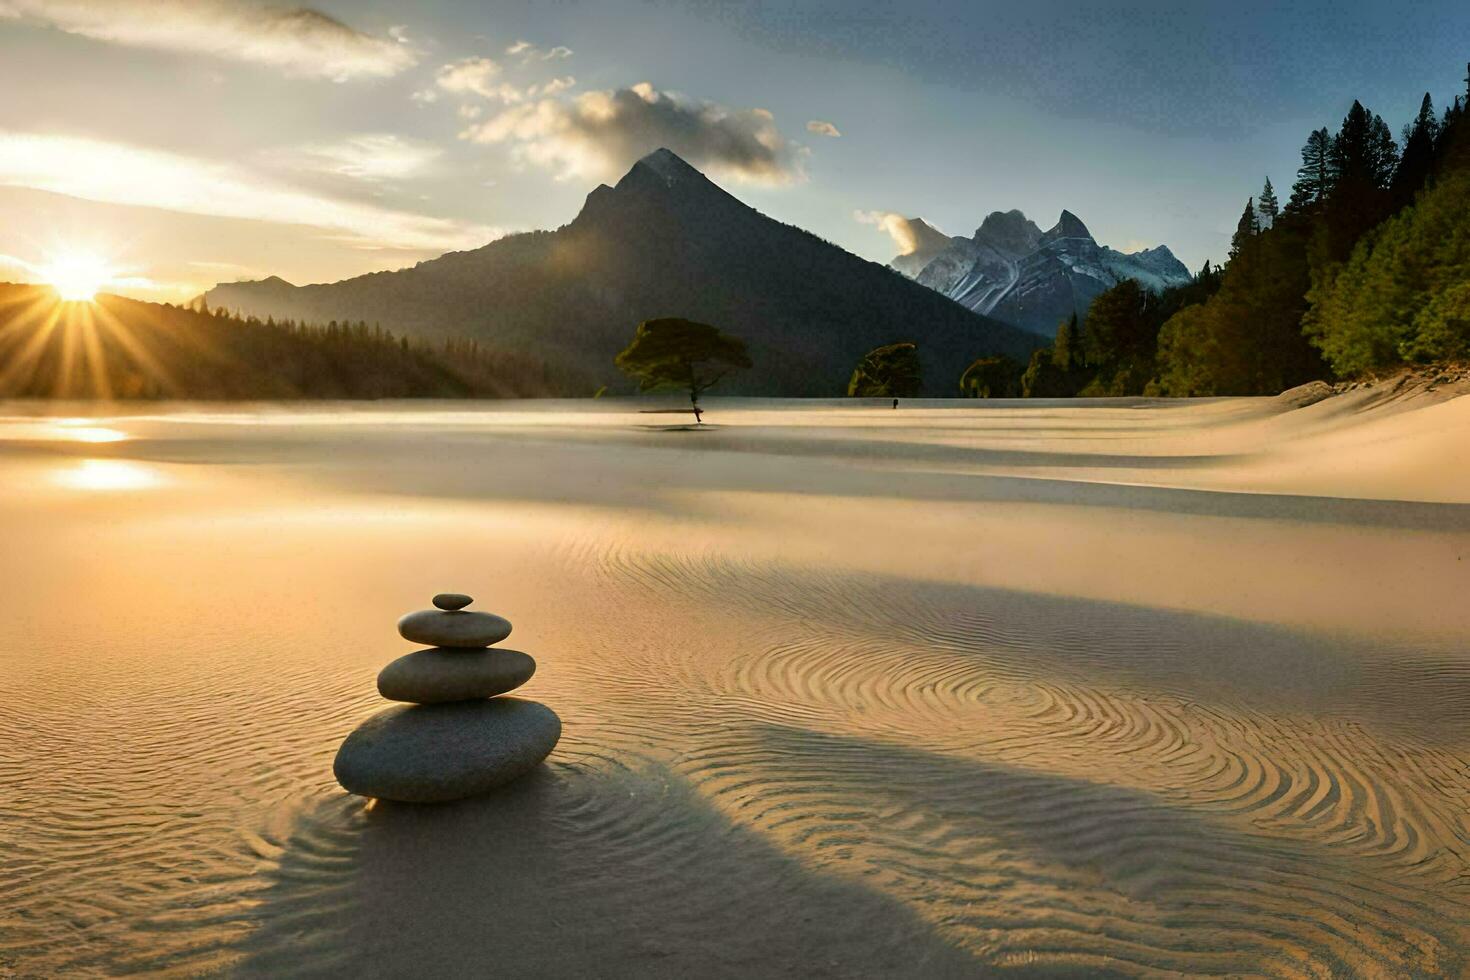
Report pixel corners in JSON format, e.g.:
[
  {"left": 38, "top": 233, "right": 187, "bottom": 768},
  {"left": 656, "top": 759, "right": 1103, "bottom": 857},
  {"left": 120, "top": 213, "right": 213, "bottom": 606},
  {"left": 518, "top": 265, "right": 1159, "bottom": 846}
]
[
  {"left": 587, "top": 541, "right": 1470, "bottom": 976},
  {"left": 0, "top": 633, "right": 374, "bottom": 976},
  {"left": 4, "top": 526, "right": 1467, "bottom": 976}
]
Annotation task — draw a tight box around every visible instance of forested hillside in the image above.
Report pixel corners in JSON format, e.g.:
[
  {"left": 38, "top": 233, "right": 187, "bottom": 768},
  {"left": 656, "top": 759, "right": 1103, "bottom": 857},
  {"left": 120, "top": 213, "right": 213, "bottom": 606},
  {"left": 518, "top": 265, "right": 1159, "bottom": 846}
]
[
  {"left": 986, "top": 62, "right": 1470, "bottom": 399},
  {"left": 0, "top": 285, "right": 585, "bottom": 399}
]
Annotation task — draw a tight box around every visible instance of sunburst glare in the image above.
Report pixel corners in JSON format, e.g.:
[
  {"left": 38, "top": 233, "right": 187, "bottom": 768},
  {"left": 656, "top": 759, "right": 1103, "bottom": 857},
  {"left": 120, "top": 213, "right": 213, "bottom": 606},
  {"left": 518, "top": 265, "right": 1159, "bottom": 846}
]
[{"left": 40, "top": 249, "right": 116, "bottom": 303}]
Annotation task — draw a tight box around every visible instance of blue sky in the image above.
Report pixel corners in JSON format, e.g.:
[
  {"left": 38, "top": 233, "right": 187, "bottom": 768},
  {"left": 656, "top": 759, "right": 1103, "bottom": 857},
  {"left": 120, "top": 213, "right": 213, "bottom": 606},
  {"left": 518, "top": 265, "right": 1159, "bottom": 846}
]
[{"left": 1, "top": 0, "right": 1467, "bottom": 299}]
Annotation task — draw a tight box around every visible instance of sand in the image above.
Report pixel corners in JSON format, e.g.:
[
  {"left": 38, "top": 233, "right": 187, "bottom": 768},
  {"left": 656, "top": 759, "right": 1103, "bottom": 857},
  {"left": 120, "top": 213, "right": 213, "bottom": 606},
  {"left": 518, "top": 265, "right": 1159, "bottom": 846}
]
[{"left": 1, "top": 391, "right": 1467, "bottom": 977}]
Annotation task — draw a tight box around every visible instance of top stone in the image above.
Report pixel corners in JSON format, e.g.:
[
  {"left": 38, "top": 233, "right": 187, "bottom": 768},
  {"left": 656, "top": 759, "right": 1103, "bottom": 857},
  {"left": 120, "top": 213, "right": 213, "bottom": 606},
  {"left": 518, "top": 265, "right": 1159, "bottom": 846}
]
[
  {"left": 433, "top": 593, "right": 474, "bottom": 611},
  {"left": 398, "top": 609, "right": 512, "bottom": 648}
]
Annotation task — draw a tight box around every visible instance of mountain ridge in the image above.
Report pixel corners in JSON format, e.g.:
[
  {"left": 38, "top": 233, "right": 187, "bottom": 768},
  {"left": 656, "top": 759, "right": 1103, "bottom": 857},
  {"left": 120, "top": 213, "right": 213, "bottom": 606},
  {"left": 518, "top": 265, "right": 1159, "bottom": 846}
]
[{"left": 206, "top": 149, "right": 1035, "bottom": 396}]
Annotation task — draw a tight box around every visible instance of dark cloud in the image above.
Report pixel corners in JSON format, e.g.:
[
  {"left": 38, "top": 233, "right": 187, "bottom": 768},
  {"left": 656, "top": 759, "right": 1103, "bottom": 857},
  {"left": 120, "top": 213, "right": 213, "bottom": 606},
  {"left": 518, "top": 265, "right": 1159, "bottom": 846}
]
[{"left": 464, "top": 82, "right": 806, "bottom": 185}]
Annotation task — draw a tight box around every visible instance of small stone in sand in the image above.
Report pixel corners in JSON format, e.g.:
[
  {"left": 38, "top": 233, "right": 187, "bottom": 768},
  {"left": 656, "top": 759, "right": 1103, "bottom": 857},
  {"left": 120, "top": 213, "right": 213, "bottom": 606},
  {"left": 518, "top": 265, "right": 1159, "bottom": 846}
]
[{"left": 432, "top": 593, "right": 473, "bottom": 611}]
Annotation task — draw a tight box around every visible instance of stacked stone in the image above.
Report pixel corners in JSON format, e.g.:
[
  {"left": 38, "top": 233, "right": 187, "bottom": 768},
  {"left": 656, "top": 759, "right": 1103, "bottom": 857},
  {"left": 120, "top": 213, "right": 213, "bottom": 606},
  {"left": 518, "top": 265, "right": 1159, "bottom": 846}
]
[{"left": 333, "top": 593, "right": 561, "bottom": 803}]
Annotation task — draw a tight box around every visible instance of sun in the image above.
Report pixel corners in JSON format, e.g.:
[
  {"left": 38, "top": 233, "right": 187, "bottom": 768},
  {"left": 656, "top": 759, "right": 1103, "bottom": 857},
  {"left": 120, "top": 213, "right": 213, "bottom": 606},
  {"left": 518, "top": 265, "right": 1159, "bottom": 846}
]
[{"left": 40, "top": 249, "right": 115, "bottom": 302}]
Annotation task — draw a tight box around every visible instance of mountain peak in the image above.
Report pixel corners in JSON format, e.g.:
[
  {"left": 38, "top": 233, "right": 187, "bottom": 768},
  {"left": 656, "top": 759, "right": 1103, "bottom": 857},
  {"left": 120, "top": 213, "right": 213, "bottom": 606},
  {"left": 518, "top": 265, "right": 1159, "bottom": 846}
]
[
  {"left": 577, "top": 146, "right": 744, "bottom": 232},
  {"left": 974, "top": 210, "right": 1043, "bottom": 254},
  {"left": 1043, "top": 209, "right": 1093, "bottom": 243},
  {"left": 630, "top": 147, "right": 702, "bottom": 182},
  {"left": 915, "top": 205, "right": 1191, "bottom": 335}
]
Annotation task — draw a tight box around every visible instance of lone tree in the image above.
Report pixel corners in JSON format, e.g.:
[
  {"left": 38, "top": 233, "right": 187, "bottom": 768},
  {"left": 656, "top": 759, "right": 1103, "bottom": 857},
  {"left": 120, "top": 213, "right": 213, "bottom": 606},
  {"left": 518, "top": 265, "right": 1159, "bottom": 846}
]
[
  {"left": 848, "top": 342, "right": 922, "bottom": 397},
  {"left": 615, "top": 317, "right": 750, "bottom": 423},
  {"left": 959, "top": 355, "right": 1022, "bottom": 397}
]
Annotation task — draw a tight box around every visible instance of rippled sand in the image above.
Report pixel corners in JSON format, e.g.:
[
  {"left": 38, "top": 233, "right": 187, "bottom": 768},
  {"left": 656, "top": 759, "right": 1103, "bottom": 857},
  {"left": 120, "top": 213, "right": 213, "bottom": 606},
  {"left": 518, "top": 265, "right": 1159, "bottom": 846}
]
[{"left": 2, "top": 392, "right": 1467, "bottom": 977}]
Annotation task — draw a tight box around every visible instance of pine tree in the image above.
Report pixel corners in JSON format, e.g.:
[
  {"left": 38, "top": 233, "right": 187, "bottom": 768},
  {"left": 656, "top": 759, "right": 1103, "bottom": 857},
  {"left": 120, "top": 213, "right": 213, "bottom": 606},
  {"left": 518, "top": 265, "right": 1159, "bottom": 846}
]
[
  {"left": 1229, "top": 197, "right": 1259, "bottom": 260},
  {"left": 1369, "top": 114, "right": 1400, "bottom": 187},
  {"left": 1257, "top": 178, "right": 1279, "bottom": 228},
  {"left": 1329, "top": 101, "right": 1371, "bottom": 184},
  {"left": 1288, "top": 128, "right": 1334, "bottom": 211},
  {"left": 1328, "top": 101, "right": 1399, "bottom": 190},
  {"left": 1392, "top": 93, "right": 1440, "bottom": 202}
]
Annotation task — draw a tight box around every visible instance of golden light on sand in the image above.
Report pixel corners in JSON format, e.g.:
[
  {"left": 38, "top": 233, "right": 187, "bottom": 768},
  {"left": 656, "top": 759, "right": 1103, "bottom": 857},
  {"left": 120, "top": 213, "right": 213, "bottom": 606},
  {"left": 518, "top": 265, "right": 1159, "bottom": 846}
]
[
  {"left": 53, "top": 458, "right": 161, "bottom": 491},
  {"left": 39, "top": 249, "right": 115, "bottom": 303}
]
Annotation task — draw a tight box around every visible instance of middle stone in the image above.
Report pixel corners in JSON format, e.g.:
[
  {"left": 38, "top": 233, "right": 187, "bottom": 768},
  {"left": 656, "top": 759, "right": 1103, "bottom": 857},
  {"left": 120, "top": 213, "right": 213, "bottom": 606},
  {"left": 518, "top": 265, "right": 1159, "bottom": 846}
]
[
  {"left": 398, "top": 609, "right": 512, "bottom": 648},
  {"left": 377, "top": 647, "right": 537, "bottom": 704}
]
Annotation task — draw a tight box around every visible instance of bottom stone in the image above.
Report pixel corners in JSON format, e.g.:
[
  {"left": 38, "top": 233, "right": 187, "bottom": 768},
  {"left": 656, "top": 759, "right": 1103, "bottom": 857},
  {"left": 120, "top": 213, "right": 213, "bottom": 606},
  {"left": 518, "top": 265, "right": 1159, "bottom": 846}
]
[{"left": 333, "top": 698, "right": 561, "bottom": 803}]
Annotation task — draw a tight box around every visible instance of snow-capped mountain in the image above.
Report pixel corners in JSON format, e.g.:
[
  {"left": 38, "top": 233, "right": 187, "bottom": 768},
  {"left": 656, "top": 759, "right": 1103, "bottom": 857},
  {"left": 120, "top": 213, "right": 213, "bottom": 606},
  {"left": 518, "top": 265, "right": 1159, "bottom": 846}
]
[{"left": 893, "top": 209, "right": 1192, "bottom": 337}]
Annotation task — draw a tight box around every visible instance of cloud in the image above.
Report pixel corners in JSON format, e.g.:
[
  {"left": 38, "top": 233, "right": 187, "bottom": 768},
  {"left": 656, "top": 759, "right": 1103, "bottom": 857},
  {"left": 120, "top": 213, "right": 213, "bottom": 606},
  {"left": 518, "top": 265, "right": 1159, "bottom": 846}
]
[
  {"left": 264, "top": 133, "right": 442, "bottom": 182},
  {"left": 0, "top": 131, "right": 493, "bottom": 252},
  {"left": 536, "top": 76, "right": 576, "bottom": 97},
  {"left": 433, "top": 56, "right": 501, "bottom": 99},
  {"left": 432, "top": 54, "right": 575, "bottom": 105},
  {"left": 506, "top": 39, "right": 571, "bottom": 62},
  {"left": 855, "top": 210, "right": 950, "bottom": 256},
  {"left": 462, "top": 82, "right": 805, "bottom": 185},
  {"left": 0, "top": 0, "right": 415, "bottom": 80},
  {"left": 806, "top": 120, "right": 841, "bottom": 138}
]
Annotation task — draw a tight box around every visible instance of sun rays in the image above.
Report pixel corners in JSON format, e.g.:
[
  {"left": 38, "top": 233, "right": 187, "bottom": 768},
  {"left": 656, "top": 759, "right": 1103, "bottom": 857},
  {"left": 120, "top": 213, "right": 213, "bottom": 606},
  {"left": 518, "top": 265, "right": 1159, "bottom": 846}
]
[{"left": 0, "top": 285, "right": 185, "bottom": 399}]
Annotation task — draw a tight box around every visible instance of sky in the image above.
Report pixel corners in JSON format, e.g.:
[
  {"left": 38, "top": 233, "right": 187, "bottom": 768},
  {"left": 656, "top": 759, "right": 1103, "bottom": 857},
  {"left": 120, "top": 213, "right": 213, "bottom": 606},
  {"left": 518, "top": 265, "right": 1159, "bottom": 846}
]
[{"left": 1, "top": 0, "right": 1468, "bottom": 302}]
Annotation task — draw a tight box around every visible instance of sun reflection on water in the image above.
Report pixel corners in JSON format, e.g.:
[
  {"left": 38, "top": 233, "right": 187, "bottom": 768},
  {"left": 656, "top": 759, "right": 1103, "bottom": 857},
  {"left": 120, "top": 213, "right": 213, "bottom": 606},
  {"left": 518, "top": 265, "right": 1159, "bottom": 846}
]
[
  {"left": 57, "top": 425, "right": 128, "bottom": 443},
  {"left": 53, "top": 458, "right": 162, "bottom": 491},
  {"left": 1, "top": 419, "right": 130, "bottom": 443}
]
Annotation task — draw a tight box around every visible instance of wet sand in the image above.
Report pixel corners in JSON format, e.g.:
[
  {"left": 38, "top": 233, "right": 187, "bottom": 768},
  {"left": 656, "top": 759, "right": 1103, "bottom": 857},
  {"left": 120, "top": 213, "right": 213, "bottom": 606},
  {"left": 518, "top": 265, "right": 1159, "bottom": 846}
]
[{"left": 1, "top": 392, "right": 1467, "bottom": 977}]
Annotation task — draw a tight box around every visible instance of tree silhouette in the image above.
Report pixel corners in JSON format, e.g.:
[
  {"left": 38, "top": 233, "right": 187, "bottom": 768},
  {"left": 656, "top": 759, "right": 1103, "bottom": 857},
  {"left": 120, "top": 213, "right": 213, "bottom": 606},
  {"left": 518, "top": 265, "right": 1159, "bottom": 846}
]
[
  {"left": 1392, "top": 93, "right": 1440, "bottom": 204},
  {"left": 1230, "top": 198, "right": 1259, "bottom": 260},
  {"left": 959, "top": 355, "right": 1022, "bottom": 397},
  {"left": 614, "top": 317, "right": 751, "bottom": 423},
  {"left": 847, "top": 342, "right": 922, "bottom": 397},
  {"left": 1257, "top": 178, "right": 1280, "bottom": 227},
  {"left": 1328, "top": 100, "right": 1399, "bottom": 191},
  {"left": 1288, "top": 128, "right": 1334, "bottom": 212}
]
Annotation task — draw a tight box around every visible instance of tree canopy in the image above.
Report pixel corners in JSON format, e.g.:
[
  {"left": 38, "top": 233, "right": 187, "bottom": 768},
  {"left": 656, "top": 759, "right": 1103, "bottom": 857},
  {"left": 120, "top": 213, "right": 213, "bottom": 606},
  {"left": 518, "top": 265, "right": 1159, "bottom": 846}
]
[
  {"left": 614, "top": 317, "right": 751, "bottom": 405},
  {"left": 1148, "top": 78, "right": 1470, "bottom": 395},
  {"left": 959, "top": 355, "right": 1023, "bottom": 397},
  {"left": 1305, "top": 157, "right": 1470, "bottom": 373},
  {"left": 847, "top": 342, "right": 922, "bottom": 397}
]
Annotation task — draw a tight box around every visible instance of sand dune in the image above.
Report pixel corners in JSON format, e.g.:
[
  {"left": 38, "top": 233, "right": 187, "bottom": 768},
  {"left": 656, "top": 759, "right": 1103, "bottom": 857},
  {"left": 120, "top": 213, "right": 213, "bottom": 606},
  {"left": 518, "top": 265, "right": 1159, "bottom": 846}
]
[{"left": 1, "top": 390, "right": 1466, "bottom": 977}]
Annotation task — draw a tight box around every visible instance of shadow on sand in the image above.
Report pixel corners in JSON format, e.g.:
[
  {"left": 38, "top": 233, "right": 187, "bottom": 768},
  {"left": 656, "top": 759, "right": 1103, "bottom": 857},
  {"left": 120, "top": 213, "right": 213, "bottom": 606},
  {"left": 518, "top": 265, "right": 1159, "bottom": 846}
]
[
  {"left": 230, "top": 721, "right": 1468, "bottom": 978},
  {"left": 231, "top": 760, "right": 1119, "bottom": 979}
]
